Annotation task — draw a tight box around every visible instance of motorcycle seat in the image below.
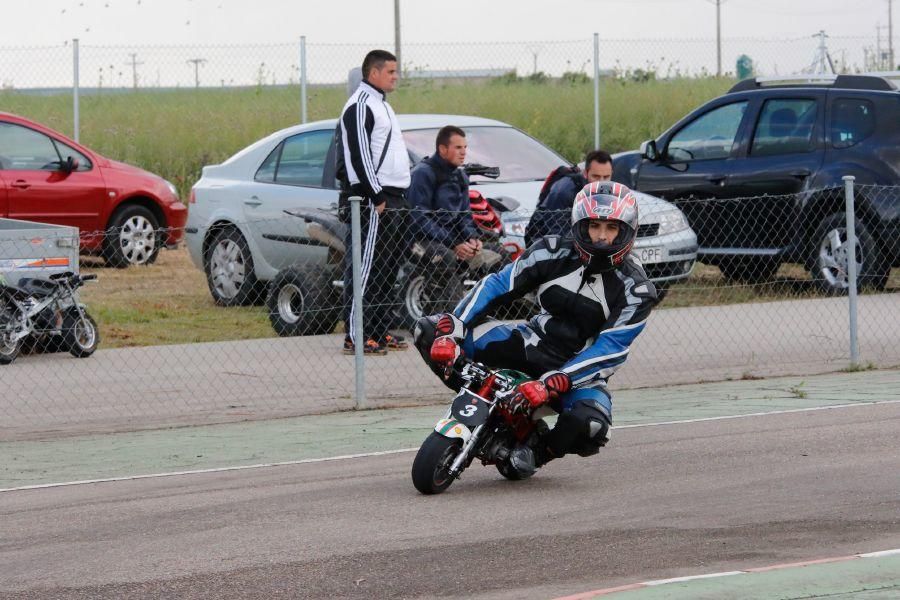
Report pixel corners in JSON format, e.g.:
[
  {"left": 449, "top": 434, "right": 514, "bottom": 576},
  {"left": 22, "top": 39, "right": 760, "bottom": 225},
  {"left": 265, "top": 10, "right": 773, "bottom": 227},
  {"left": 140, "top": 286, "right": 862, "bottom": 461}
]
[{"left": 16, "top": 278, "right": 58, "bottom": 297}]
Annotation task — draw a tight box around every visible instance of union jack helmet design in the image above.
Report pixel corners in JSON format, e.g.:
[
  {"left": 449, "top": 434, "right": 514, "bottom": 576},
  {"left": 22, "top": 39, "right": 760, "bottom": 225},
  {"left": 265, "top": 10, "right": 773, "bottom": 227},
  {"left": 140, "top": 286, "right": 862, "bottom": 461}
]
[{"left": 571, "top": 181, "right": 639, "bottom": 272}]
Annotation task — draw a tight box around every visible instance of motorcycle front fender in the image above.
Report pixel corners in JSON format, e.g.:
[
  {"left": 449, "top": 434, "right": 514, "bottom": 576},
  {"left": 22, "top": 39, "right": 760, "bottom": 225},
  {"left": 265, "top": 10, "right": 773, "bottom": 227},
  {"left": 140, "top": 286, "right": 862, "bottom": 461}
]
[{"left": 433, "top": 418, "right": 472, "bottom": 443}]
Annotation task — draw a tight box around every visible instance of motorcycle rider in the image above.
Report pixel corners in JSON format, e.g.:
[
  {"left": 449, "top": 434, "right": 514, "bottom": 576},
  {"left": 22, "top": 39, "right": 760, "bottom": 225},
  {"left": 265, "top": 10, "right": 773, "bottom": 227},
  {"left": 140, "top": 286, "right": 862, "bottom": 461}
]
[{"left": 414, "top": 181, "right": 656, "bottom": 476}]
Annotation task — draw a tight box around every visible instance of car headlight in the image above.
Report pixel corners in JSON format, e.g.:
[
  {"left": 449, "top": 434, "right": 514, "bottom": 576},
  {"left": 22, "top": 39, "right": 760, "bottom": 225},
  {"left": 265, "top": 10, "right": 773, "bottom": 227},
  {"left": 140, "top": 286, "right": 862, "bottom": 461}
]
[
  {"left": 655, "top": 209, "right": 690, "bottom": 235},
  {"left": 164, "top": 180, "right": 179, "bottom": 198}
]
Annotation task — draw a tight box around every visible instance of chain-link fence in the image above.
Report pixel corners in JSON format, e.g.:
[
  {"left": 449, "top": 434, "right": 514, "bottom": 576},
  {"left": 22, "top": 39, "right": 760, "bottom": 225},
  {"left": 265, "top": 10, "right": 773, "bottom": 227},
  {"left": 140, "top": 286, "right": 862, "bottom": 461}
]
[{"left": 1, "top": 182, "right": 898, "bottom": 439}]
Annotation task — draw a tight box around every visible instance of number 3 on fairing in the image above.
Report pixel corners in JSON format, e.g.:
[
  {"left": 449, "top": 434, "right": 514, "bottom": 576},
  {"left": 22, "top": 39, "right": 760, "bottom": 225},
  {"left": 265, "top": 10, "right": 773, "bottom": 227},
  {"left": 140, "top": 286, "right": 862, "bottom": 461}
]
[
  {"left": 459, "top": 404, "right": 478, "bottom": 417},
  {"left": 451, "top": 390, "right": 489, "bottom": 427}
]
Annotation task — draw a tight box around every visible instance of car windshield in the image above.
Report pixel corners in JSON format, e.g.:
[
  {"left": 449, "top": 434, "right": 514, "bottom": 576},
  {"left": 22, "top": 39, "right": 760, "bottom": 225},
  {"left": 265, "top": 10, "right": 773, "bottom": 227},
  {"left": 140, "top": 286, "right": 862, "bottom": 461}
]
[{"left": 403, "top": 126, "right": 567, "bottom": 183}]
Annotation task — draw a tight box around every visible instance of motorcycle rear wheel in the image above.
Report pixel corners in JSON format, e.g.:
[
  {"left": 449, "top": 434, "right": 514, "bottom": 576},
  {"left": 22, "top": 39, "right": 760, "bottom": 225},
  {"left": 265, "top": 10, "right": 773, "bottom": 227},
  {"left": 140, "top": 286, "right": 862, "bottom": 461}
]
[
  {"left": 411, "top": 432, "right": 463, "bottom": 495},
  {"left": 0, "top": 335, "right": 20, "bottom": 365},
  {"left": 0, "top": 308, "right": 21, "bottom": 365}
]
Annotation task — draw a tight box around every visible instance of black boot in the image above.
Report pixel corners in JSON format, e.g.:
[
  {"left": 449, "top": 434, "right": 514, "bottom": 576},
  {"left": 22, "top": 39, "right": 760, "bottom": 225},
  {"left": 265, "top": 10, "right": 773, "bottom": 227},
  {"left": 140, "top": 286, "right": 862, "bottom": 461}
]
[{"left": 508, "top": 421, "right": 555, "bottom": 476}]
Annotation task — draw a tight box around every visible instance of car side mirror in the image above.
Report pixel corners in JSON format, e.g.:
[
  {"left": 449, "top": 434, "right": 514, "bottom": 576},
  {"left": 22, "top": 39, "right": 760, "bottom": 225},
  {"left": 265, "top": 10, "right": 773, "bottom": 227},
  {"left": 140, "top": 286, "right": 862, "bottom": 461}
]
[
  {"left": 640, "top": 140, "right": 659, "bottom": 161},
  {"left": 61, "top": 156, "right": 79, "bottom": 174}
]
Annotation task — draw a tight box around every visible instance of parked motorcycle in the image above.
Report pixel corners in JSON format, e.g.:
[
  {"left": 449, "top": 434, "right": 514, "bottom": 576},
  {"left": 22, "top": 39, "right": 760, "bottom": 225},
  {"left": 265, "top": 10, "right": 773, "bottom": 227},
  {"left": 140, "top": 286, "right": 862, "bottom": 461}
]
[
  {"left": 412, "top": 358, "right": 552, "bottom": 494},
  {"left": 266, "top": 164, "right": 520, "bottom": 337},
  {"left": 0, "top": 271, "right": 100, "bottom": 365}
]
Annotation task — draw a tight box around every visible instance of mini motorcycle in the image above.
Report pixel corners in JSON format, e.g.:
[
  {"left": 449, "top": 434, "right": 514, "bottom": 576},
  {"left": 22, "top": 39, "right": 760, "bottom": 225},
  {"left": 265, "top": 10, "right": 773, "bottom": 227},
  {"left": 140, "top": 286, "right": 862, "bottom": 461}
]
[
  {"left": 0, "top": 271, "right": 100, "bottom": 365},
  {"left": 411, "top": 358, "right": 553, "bottom": 495}
]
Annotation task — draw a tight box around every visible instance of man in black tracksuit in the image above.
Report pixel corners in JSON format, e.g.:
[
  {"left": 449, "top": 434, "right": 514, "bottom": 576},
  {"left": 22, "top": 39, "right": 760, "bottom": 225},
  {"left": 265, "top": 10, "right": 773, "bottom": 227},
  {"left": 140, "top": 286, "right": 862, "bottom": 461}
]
[{"left": 337, "top": 49, "right": 411, "bottom": 355}]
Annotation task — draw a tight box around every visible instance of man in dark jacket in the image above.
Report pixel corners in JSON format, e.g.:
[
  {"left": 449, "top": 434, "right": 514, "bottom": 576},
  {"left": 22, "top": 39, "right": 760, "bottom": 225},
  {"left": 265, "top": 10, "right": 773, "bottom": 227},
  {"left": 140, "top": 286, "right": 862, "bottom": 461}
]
[
  {"left": 407, "top": 126, "right": 498, "bottom": 271},
  {"left": 524, "top": 149, "right": 613, "bottom": 247}
]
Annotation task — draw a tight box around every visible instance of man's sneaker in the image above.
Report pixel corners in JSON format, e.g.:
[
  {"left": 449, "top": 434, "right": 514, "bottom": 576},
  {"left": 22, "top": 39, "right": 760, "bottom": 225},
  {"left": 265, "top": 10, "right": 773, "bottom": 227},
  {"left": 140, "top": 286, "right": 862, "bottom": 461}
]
[
  {"left": 380, "top": 333, "right": 409, "bottom": 351},
  {"left": 342, "top": 337, "right": 388, "bottom": 356}
]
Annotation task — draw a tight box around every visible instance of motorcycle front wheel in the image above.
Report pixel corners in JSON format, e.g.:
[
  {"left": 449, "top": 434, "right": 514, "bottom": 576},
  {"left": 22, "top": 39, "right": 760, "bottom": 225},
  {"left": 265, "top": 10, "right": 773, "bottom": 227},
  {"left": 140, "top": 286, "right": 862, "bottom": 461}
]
[
  {"left": 411, "top": 432, "right": 463, "bottom": 495},
  {"left": 63, "top": 309, "right": 100, "bottom": 358}
]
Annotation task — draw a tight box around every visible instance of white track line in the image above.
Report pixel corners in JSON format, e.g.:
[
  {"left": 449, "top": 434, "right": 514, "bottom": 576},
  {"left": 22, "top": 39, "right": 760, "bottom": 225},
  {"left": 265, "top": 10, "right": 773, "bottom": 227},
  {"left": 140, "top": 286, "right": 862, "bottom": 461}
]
[
  {"left": 2, "top": 399, "right": 898, "bottom": 493},
  {"left": 552, "top": 548, "right": 900, "bottom": 599}
]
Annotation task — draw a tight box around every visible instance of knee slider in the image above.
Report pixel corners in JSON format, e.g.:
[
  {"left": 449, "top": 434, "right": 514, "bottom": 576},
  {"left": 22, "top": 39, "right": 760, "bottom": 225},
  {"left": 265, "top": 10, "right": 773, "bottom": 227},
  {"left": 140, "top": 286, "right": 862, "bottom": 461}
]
[{"left": 567, "top": 399, "right": 611, "bottom": 453}]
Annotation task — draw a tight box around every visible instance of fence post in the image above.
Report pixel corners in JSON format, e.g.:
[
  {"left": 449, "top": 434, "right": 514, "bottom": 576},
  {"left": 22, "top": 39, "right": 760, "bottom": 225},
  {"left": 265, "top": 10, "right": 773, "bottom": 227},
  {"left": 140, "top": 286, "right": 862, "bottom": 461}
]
[
  {"left": 843, "top": 175, "right": 859, "bottom": 366},
  {"left": 72, "top": 38, "right": 80, "bottom": 143},
  {"left": 300, "top": 36, "right": 308, "bottom": 124},
  {"left": 349, "top": 195, "right": 366, "bottom": 409},
  {"left": 593, "top": 33, "right": 600, "bottom": 149}
]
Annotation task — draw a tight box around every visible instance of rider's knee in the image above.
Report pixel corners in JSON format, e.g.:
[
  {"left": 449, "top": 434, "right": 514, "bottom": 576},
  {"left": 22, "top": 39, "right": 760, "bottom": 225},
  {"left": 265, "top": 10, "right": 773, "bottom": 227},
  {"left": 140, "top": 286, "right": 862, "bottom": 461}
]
[{"left": 562, "top": 392, "right": 612, "bottom": 455}]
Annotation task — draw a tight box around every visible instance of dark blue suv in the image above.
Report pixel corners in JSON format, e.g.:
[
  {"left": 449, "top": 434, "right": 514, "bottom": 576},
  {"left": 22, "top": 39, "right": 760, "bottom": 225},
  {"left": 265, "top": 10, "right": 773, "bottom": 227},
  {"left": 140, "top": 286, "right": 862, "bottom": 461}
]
[{"left": 612, "top": 73, "right": 899, "bottom": 292}]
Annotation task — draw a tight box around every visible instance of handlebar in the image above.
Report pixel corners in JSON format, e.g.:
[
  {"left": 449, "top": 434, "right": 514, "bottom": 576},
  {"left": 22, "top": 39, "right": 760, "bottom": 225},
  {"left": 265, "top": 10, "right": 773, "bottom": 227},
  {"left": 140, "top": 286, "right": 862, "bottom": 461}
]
[{"left": 462, "top": 163, "right": 500, "bottom": 179}]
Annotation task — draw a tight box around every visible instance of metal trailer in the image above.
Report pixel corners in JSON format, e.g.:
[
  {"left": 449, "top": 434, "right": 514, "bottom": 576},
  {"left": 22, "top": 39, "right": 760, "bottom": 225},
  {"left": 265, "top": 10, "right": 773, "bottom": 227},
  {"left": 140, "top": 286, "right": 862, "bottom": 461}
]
[{"left": 0, "top": 218, "right": 80, "bottom": 286}]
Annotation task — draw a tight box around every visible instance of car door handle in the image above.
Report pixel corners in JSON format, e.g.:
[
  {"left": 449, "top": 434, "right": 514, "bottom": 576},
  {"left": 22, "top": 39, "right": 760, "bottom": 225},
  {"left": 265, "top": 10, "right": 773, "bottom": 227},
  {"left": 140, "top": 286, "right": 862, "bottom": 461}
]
[
  {"left": 789, "top": 169, "right": 811, "bottom": 179},
  {"left": 244, "top": 196, "right": 262, "bottom": 207},
  {"left": 705, "top": 174, "right": 727, "bottom": 185},
  {"left": 11, "top": 180, "right": 30, "bottom": 189}
]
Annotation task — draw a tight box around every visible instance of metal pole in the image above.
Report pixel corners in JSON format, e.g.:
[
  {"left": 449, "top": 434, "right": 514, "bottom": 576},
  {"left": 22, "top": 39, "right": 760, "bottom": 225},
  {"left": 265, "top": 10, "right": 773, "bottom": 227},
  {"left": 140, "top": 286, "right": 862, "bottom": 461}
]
[
  {"left": 890, "top": 0, "right": 895, "bottom": 69},
  {"left": 394, "top": 0, "right": 401, "bottom": 72},
  {"left": 716, "top": 0, "right": 722, "bottom": 77},
  {"left": 593, "top": 33, "right": 600, "bottom": 149},
  {"left": 843, "top": 175, "right": 859, "bottom": 366},
  {"left": 300, "top": 36, "right": 308, "bottom": 124},
  {"left": 350, "top": 196, "right": 366, "bottom": 409},
  {"left": 73, "top": 39, "right": 80, "bottom": 143}
]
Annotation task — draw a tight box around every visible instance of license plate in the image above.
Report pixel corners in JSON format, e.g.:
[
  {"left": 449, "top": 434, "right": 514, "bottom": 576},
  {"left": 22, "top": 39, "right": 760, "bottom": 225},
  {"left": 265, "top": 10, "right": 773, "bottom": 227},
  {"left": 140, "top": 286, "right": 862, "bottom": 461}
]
[
  {"left": 450, "top": 389, "right": 491, "bottom": 427},
  {"left": 638, "top": 246, "right": 663, "bottom": 263}
]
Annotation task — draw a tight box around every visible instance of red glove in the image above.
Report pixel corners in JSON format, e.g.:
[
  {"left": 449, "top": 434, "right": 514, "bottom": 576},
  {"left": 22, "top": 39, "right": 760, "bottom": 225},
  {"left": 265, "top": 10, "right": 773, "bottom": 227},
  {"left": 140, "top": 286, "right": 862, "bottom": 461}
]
[
  {"left": 505, "top": 380, "right": 549, "bottom": 416},
  {"left": 430, "top": 336, "right": 461, "bottom": 365},
  {"left": 540, "top": 371, "right": 571, "bottom": 398}
]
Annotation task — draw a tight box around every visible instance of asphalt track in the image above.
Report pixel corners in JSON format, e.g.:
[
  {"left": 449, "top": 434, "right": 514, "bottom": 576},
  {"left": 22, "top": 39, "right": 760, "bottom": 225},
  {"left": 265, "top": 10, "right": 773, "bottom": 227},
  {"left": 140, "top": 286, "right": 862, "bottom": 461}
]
[{"left": 1, "top": 370, "right": 899, "bottom": 599}]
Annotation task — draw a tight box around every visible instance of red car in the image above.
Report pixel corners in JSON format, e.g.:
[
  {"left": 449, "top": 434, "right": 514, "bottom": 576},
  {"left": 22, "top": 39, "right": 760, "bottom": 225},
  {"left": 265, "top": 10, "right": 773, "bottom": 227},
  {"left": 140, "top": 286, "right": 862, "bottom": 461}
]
[{"left": 0, "top": 112, "right": 187, "bottom": 267}]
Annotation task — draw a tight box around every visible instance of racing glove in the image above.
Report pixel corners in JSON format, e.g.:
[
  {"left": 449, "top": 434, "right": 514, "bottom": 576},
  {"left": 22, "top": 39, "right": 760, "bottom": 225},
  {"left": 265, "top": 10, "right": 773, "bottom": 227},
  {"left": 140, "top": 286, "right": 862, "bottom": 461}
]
[
  {"left": 430, "top": 336, "right": 462, "bottom": 365},
  {"left": 505, "top": 380, "right": 549, "bottom": 417},
  {"left": 540, "top": 371, "right": 572, "bottom": 398}
]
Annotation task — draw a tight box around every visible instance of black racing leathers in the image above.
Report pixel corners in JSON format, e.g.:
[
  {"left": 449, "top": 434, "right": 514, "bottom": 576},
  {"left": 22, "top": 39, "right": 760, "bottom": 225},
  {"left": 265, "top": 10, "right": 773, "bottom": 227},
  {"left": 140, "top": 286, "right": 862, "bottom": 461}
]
[{"left": 453, "top": 236, "right": 657, "bottom": 386}]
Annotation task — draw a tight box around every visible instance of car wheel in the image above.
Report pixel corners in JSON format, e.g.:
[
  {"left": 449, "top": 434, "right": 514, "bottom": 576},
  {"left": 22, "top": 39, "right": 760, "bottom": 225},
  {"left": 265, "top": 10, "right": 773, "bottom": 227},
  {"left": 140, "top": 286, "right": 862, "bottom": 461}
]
[
  {"left": 266, "top": 266, "right": 340, "bottom": 337},
  {"left": 809, "top": 213, "right": 888, "bottom": 294},
  {"left": 718, "top": 257, "right": 780, "bottom": 284},
  {"left": 104, "top": 205, "right": 161, "bottom": 268},
  {"left": 205, "top": 227, "right": 261, "bottom": 306}
]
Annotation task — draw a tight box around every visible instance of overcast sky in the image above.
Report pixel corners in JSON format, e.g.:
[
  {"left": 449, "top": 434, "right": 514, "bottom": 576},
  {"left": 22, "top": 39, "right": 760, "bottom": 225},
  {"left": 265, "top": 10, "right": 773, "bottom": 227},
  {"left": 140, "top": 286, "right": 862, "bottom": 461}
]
[{"left": 3, "top": 0, "right": 892, "bottom": 46}]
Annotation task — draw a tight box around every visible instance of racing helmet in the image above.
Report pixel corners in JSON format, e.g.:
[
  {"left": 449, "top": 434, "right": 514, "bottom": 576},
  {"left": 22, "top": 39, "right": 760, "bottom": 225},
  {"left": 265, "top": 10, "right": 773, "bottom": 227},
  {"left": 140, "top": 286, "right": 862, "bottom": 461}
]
[{"left": 571, "top": 181, "right": 639, "bottom": 272}]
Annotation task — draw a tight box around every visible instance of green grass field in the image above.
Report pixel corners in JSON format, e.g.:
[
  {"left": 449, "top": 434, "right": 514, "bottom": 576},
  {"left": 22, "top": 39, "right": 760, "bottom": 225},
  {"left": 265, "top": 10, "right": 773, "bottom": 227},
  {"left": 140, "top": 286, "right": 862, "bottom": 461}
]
[{"left": 1, "top": 77, "right": 733, "bottom": 196}]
